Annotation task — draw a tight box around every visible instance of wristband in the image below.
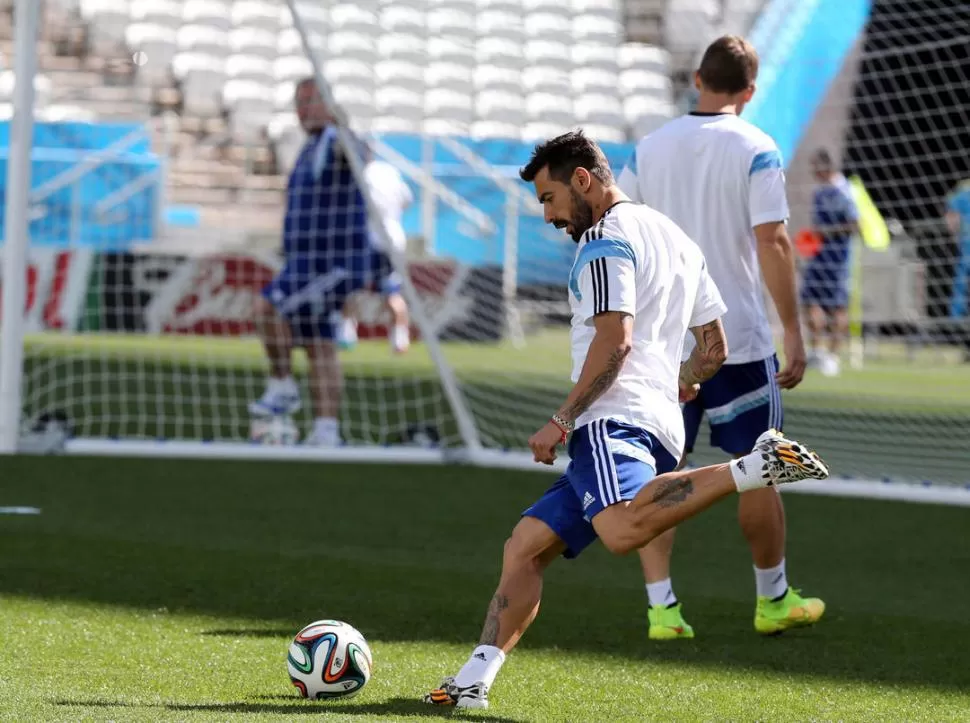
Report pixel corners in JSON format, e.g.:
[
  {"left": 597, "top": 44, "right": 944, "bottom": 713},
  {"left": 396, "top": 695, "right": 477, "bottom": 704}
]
[{"left": 550, "top": 414, "right": 573, "bottom": 444}]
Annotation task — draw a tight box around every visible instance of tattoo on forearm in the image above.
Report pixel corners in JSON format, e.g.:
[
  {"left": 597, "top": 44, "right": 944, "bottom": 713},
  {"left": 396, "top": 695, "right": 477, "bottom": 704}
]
[
  {"left": 559, "top": 347, "right": 630, "bottom": 422},
  {"left": 479, "top": 593, "right": 510, "bottom": 646},
  {"left": 650, "top": 476, "right": 694, "bottom": 509},
  {"left": 680, "top": 320, "right": 726, "bottom": 387}
]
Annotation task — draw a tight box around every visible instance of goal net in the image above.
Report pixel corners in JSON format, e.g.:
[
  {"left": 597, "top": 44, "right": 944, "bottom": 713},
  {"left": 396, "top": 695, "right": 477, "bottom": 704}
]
[{"left": 4, "top": 0, "right": 969, "bottom": 499}]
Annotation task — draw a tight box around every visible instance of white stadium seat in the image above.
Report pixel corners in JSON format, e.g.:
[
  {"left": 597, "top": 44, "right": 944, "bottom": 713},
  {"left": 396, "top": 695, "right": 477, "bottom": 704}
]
[
  {"left": 327, "top": 32, "right": 378, "bottom": 64},
  {"left": 522, "top": 0, "right": 562, "bottom": 13},
  {"left": 572, "top": 14, "right": 621, "bottom": 45},
  {"left": 619, "top": 68, "right": 671, "bottom": 98},
  {"left": 277, "top": 28, "right": 324, "bottom": 58},
  {"left": 476, "top": 37, "right": 525, "bottom": 68},
  {"left": 172, "top": 53, "right": 228, "bottom": 116},
  {"left": 379, "top": 33, "right": 428, "bottom": 65},
  {"left": 524, "top": 12, "right": 573, "bottom": 41},
  {"left": 574, "top": 92, "right": 623, "bottom": 125},
  {"left": 330, "top": 4, "right": 379, "bottom": 35},
  {"left": 526, "top": 92, "right": 574, "bottom": 125},
  {"left": 427, "top": 8, "right": 477, "bottom": 42},
  {"left": 477, "top": 11, "right": 526, "bottom": 43},
  {"left": 572, "top": 67, "right": 619, "bottom": 95},
  {"left": 286, "top": 3, "right": 329, "bottom": 35},
  {"left": 380, "top": 6, "right": 427, "bottom": 34},
  {"left": 226, "top": 54, "right": 274, "bottom": 84},
  {"left": 521, "top": 121, "right": 572, "bottom": 141},
  {"left": 177, "top": 25, "right": 230, "bottom": 57},
  {"left": 428, "top": 38, "right": 477, "bottom": 66},
  {"left": 376, "top": 86, "right": 424, "bottom": 122},
  {"left": 473, "top": 64, "right": 522, "bottom": 93},
  {"left": 424, "top": 88, "right": 474, "bottom": 124},
  {"left": 371, "top": 116, "right": 423, "bottom": 134},
  {"left": 130, "top": 0, "right": 182, "bottom": 28},
  {"left": 618, "top": 43, "right": 671, "bottom": 74},
  {"left": 475, "top": 0, "right": 521, "bottom": 13},
  {"left": 582, "top": 123, "right": 627, "bottom": 144},
  {"left": 470, "top": 119, "right": 520, "bottom": 140},
  {"left": 571, "top": 0, "right": 620, "bottom": 18},
  {"left": 522, "top": 65, "right": 571, "bottom": 95},
  {"left": 574, "top": 44, "right": 620, "bottom": 72},
  {"left": 425, "top": 62, "right": 474, "bottom": 93},
  {"left": 423, "top": 118, "right": 470, "bottom": 137},
  {"left": 524, "top": 40, "right": 571, "bottom": 67},
  {"left": 229, "top": 27, "right": 278, "bottom": 60},
  {"left": 428, "top": 0, "right": 477, "bottom": 10},
  {"left": 0, "top": 71, "right": 52, "bottom": 108},
  {"left": 274, "top": 55, "right": 313, "bottom": 84},
  {"left": 324, "top": 58, "right": 375, "bottom": 89},
  {"left": 332, "top": 85, "right": 375, "bottom": 122},
  {"left": 183, "top": 0, "right": 232, "bottom": 32},
  {"left": 81, "top": 0, "right": 130, "bottom": 47},
  {"left": 224, "top": 79, "right": 274, "bottom": 143},
  {"left": 375, "top": 61, "right": 425, "bottom": 93},
  {"left": 231, "top": 0, "right": 281, "bottom": 31},
  {"left": 476, "top": 90, "right": 526, "bottom": 125},
  {"left": 39, "top": 104, "right": 98, "bottom": 123},
  {"left": 126, "top": 23, "right": 178, "bottom": 84}
]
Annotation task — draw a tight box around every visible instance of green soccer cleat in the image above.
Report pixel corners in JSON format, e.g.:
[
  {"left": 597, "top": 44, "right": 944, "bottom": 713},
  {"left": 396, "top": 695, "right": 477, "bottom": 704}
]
[
  {"left": 755, "top": 587, "right": 825, "bottom": 635},
  {"left": 648, "top": 602, "right": 695, "bottom": 640}
]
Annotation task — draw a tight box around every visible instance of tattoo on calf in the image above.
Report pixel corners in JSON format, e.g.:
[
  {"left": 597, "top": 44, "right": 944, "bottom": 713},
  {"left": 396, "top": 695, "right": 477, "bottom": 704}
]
[
  {"left": 650, "top": 476, "right": 695, "bottom": 508},
  {"left": 479, "top": 593, "right": 510, "bottom": 646}
]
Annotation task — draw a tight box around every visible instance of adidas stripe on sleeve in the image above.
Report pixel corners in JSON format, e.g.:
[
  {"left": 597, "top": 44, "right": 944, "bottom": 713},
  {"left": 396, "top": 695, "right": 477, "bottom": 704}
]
[{"left": 570, "top": 228, "right": 637, "bottom": 325}]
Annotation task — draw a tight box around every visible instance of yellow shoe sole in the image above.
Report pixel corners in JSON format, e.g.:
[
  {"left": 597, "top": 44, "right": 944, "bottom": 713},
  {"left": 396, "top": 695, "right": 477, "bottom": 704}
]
[{"left": 755, "top": 598, "right": 826, "bottom": 635}]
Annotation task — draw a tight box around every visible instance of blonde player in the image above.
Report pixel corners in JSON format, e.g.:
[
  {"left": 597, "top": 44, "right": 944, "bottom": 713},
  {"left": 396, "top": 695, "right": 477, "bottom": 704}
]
[{"left": 618, "top": 35, "right": 824, "bottom": 639}]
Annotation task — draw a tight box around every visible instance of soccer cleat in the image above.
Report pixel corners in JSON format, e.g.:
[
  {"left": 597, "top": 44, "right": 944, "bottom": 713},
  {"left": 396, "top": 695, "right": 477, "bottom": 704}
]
[
  {"left": 248, "top": 389, "right": 301, "bottom": 417},
  {"left": 752, "top": 429, "right": 829, "bottom": 486},
  {"left": 755, "top": 587, "right": 825, "bottom": 635},
  {"left": 423, "top": 677, "right": 489, "bottom": 709},
  {"left": 648, "top": 602, "right": 695, "bottom": 640}
]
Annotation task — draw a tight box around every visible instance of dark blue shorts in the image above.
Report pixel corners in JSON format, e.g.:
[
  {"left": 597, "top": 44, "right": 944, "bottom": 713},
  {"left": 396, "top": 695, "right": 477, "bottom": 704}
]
[
  {"left": 801, "top": 258, "right": 850, "bottom": 309},
  {"left": 683, "top": 355, "right": 783, "bottom": 456},
  {"left": 371, "top": 251, "right": 402, "bottom": 296},
  {"left": 263, "top": 261, "right": 358, "bottom": 344},
  {"left": 523, "top": 419, "right": 678, "bottom": 559}
]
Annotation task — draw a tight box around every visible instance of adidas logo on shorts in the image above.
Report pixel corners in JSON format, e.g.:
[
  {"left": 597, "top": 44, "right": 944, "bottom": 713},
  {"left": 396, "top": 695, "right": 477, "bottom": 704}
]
[{"left": 582, "top": 491, "right": 595, "bottom": 510}]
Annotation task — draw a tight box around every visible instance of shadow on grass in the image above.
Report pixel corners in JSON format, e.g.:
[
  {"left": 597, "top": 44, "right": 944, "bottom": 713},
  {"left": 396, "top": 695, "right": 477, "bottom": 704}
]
[
  {"left": 9, "top": 456, "right": 970, "bottom": 695},
  {"left": 54, "top": 697, "right": 520, "bottom": 721}
]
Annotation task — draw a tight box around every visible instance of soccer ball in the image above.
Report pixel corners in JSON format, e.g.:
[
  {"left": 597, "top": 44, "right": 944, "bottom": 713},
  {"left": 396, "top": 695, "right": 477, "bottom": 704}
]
[
  {"left": 287, "top": 620, "right": 373, "bottom": 700},
  {"left": 249, "top": 415, "right": 299, "bottom": 445}
]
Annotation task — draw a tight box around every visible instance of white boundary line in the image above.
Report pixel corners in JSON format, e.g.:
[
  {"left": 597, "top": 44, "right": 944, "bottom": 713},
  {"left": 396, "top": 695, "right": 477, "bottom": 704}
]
[{"left": 61, "top": 439, "right": 970, "bottom": 508}]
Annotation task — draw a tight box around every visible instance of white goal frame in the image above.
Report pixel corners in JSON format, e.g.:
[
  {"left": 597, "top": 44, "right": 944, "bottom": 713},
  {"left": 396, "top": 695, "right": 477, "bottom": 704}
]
[{"left": 1, "top": 0, "right": 968, "bottom": 508}]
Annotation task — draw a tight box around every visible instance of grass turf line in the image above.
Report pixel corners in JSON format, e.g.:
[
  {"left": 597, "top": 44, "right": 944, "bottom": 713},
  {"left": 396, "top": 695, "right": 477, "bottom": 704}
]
[{"left": 1, "top": 456, "right": 969, "bottom": 721}]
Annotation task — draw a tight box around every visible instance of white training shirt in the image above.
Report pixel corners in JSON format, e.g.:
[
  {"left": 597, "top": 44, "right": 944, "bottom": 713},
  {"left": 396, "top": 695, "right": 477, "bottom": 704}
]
[
  {"left": 617, "top": 113, "right": 789, "bottom": 364},
  {"left": 570, "top": 200, "right": 726, "bottom": 459},
  {"left": 364, "top": 159, "right": 413, "bottom": 252}
]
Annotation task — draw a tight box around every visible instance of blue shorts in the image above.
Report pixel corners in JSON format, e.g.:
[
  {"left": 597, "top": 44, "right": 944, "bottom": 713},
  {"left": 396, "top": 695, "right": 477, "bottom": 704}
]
[
  {"left": 263, "top": 260, "right": 359, "bottom": 343},
  {"left": 683, "top": 355, "right": 783, "bottom": 456},
  {"left": 801, "top": 258, "right": 850, "bottom": 309},
  {"left": 523, "top": 419, "right": 678, "bottom": 559},
  {"left": 371, "top": 251, "right": 402, "bottom": 296}
]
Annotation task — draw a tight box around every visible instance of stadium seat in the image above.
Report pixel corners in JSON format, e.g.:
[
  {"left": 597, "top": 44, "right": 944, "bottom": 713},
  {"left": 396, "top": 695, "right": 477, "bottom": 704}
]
[
  {"left": 38, "top": 104, "right": 98, "bottom": 123},
  {"left": 0, "top": 71, "right": 52, "bottom": 108},
  {"left": 379, "top": 6, "right": 428, "bottom": 34},
  {"left": 524, "top": 12, "right": 573, "bottom": 41},
  {"left": 177, "top": 25, "right": 230, "bottom": 57},
  {"left": 183, "top": 0, "right": 232, "bottom": 33},
  {"left": 379, "top": 33, "right": 428, "bottom": 65},
  {"left": 574, "top": 93, "right": 623, "bottom": 126},
  {"left": 665, "top": 0, "right": 719, "bottom": 53},
  {"left": 274, "top": 55, "right": 313, "bottom": 84},
  {"left": 623, "top": 93, "right": 675, "bottom": 124},
  {"left": 274, "top": 80, "right": 298, "bottom": 113},
  {"left": 428, "top": 0, "right": 477, "bottom": 10},
  {"left": 229, "top": 27, "right": 278, "bottom": 60},
  {"left": 524, "top": 40, "right": 572, "bottom": 68},
  {"left": 521, "top": 120, "right": 572, "bottom": 141},
  {"left": 226, "top": 54, "right": 274, "bottom": 85},
  {"left": 330, "top": 4, "right": 379, "bottom": 35},
  {"left": 81, "top": 0, "right": 131, "bottom": 48},
  {"left": 130, "top": 0, "right": 182, "bottom": 28},
  {"left": 0, "top": 104, "right": 12, "bottom": 121},
  {"left": 522, "top": 66, "right": 572, "bottom": 96},
  {"left": 476, "top": 90, "right": 527, "bottom": 125},
  {"left": 371, "top": 116, "right": 423, "bottom": 134},
  {"left": 526, "top": 92, "right": 574, "bottom": 125},
  {"left": 477, "top": 11, "right": 527, "bottom": 44},
  {"left": 286, "top": 3, "right": 329, "bottom": 35},
  {"left": 376, "top": 86, "right": 424, "bottom": 122},
  {"left": 427, "top": 8, "right": 477, "bottom": 41},
  {"left": 522, "top": 0, "right": 563, "bottom": 13},
  {"left": 574, "top": 44, "right": 620, "bottom": 72},
  {"left": 327, "top": 32, "right": 378, "bottom": 64},
  {"left": 473, "top": 64, "right": 523, "bottom": 94},
  {"left": 476, "top": 37, "right": 525, "bottom": 68},
  {"left": 268, "top": 112, "right": 304, "bottom": 170},
  {"left": 428, "top": 37, "right": 477, "bottom": 66},
  {"left": 571, "top": 0, "right": 620, "bottom": 18},
  {"left": 376, "top": 60, "right": 425, "bottom": 93},
  {"left": 572, "top": 67, "right": 620, "bottom": 95},
  {"left": 231, "top": 0, "right": 281, "bottom": 31},
  {"left": 423, "top": 118, "right": 471, "bottom": 137},
  {"left": 425, "top": 62, "right": 474, "bottom": 93},
  {"left": 476, "top": 0, "right": 521, "bottom": 12},
  {"left": 572, "top": 14, "right": 621, "bottom": 45},
  {"left": 618, "top": 42, "right": 671, "bottom": 74},
  {"left": 223, "top": 79, "right": 274, "bottom": 142},
  {"left": 172, "top": 53, "right": 228, "bottom": 116},
  {"left": 582, "top": 123, "right": 627, "bottom": 144},
  {"left": 425, "top": 88, "right": 474, "bottom": 124},
  {"left": 619, "top": 68, "right": 671, "bottom": 98},
  {"left": 470, "top": 119, "right": 520, "bottom": 140},
  {"left": 125, "top": 23, "right": 178, "bottom": 85},
  {"left": 332, "top": 85, "right": 375, "bottom": 122},
  {"left": 324, "top": 58, "right": 375, "bottom": 90}
]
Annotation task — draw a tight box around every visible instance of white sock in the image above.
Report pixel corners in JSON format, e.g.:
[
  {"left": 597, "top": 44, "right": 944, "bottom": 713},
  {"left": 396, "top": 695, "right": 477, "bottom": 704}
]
[
  {"left": 312, "top": 417, "right": 339, "bottom": 443},
  {"left": 645, "top": 578, "right": 677, "bottom": 607},
  {"left": 453, "top": 645, "right": 505, "bottom": 689},
  {"left": 340, "top": 317, "right": 358, "bottom": 344},
  {"left": 730, "top": 452, "right": 766, "bottom": 493},
  {"left": 390, "top": 323, "right": 410, "bottom": 352},
  {"left": 268, "top": 375, "right": 297, "bottom": 396},
  {"left": 754, "top": 559, "right": 788, "bottom": 600}
]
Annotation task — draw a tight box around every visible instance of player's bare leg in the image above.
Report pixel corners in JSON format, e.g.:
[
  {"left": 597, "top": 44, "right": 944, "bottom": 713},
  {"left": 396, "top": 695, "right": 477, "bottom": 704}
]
[
  {"left": 593, "top": 430, "right": 828, "bottom": 556},
  {"left": 739, "top": 485, "right": 786, "bottom": 569},
  {"left": 385, "top": 292, "right": 410, "bottom": 354},
  {"left": 830, "top": 307, "right": 849, "bottom": 357},
  {"left": 304, "top": 339, "right": 342, "bottom": 446},
  {"left": 426, "top": 517, "right": 565, "bottom": 708},
  {"left": 249, "top": 296, "right": 302, "bottom": 417}
]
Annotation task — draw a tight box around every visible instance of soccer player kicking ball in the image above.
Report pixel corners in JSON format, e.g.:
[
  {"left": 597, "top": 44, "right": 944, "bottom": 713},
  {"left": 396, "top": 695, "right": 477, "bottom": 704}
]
[
  {"left": 617, "top": 35, "right": 824, "bottom": 640},
  {"left": 424, "top": 131, "right": 829, "bottom": 709}
]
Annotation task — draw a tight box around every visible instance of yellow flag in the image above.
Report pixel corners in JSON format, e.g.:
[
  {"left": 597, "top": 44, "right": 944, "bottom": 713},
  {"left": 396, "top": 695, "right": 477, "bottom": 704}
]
[{"left": 848, "top": 174, "right": 890, "bottom": 250}]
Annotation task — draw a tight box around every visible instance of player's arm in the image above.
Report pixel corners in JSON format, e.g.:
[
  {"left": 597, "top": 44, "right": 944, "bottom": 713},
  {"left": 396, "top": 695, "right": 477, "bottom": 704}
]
[
  {"left": 749, "top": 146, "right": 805, "bottom": 389},
  {"left": 556, "top": 311, "right": 633, "bottom": 424},
  {"left": 679, "top": 259, "right": 728, "bottom": 399}
]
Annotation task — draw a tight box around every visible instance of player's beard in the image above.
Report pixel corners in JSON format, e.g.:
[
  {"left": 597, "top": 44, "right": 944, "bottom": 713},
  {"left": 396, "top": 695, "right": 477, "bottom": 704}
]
[{"left": 567, "top": 188, "right": 594, "bottom": 243}]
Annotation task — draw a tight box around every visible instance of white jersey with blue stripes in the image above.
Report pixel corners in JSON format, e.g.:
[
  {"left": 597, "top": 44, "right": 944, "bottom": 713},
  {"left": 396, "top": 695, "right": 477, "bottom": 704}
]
[
  {"left": 569, "top": 200, "right": 726, "bottom": 459},
  {"left": 617, "top": 113, "right": 790, "bottom": 364}
]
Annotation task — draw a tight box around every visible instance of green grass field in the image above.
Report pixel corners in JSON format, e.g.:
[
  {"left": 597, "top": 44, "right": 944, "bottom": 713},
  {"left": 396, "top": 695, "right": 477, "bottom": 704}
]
[
  {"left": 2, "top": 456, "right": 969, "bottom": 721},
  {"left": 21, "top": 330, "right": 970, "bottom": 483}
]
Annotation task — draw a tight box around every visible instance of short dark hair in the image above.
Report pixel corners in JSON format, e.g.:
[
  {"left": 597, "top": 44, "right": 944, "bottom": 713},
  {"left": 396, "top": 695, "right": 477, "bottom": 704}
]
[
  {"left": 697, "top": 35, "right": 759, "bottom": 94},
  {"left": 811, "top": 148, "right": 833, "bottom": 166},
  {"left": 519, "top": 129, "right": 614, "bottom": 185}
]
